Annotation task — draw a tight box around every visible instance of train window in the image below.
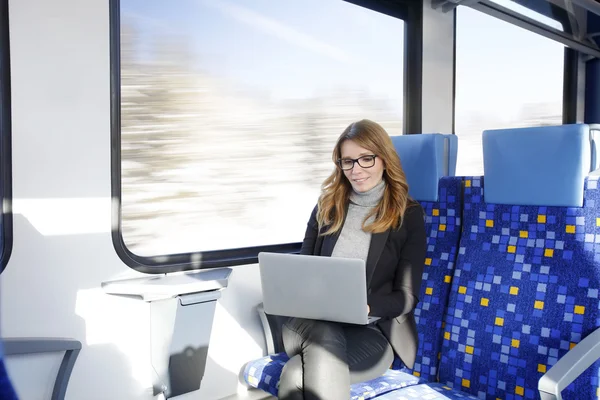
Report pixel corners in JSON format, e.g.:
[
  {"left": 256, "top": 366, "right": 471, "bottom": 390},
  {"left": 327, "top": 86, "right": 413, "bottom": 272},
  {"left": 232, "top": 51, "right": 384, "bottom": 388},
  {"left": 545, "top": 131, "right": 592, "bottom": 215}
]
[
  {"left": 454, "top": 6, "right": 564, "bottom": 176},
  {"left": 117, "top": 0, "right": 405, "bottom": 261},
  {"left": 0, "top": 0, "right": 11, "bottom": 273}
]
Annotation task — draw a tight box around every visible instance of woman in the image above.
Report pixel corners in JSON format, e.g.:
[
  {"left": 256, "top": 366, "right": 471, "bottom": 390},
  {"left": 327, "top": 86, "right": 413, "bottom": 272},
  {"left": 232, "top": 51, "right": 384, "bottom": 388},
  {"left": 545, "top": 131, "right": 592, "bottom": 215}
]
[{"left": 278, "top": 119, "right": 427, "bottom": 400}]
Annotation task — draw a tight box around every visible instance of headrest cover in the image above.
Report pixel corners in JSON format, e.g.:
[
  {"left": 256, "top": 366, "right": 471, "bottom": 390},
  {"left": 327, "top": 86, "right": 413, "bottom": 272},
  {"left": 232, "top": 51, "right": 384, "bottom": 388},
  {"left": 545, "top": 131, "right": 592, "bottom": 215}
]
[
  {"left": 391, "top": 134, "right": 455, "bottom": 202},
  {"left": 444, "top": 134, "right": 458, "bottom": 176},
  {"left": 483, "top": 124, "right": 591, "bottom": 207}
]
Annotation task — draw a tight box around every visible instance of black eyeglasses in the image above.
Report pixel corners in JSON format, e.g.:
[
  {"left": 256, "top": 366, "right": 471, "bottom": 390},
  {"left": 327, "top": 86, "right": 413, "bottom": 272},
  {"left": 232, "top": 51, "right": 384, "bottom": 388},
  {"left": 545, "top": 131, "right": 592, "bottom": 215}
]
[{"left": 337, "top": 155, "right": 377, "bottom": 170}]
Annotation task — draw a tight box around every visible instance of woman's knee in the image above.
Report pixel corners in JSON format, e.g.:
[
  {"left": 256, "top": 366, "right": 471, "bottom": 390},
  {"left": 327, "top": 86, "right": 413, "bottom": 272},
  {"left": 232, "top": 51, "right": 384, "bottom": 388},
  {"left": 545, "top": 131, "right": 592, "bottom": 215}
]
[{"left": 307, "top": 320, "right": 345, "bottom": 345}]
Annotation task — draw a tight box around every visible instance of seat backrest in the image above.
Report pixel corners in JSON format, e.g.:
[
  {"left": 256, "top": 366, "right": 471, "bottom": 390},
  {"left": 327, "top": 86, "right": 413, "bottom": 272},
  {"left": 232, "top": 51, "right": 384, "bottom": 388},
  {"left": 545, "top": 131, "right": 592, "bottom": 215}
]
[
  {"left": 439, "top": 124, "right": 600, "bottom": 399},
  {"left": 391, "top": 134, "right": 462, "bottom": 381}
]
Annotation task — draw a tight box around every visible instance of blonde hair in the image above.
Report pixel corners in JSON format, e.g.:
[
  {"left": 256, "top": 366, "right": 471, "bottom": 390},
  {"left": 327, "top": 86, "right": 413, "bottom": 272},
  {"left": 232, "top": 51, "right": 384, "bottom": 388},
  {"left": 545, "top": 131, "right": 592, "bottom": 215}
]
[{"left": 317, "top": 119, "right": 411, "bottom": 235}]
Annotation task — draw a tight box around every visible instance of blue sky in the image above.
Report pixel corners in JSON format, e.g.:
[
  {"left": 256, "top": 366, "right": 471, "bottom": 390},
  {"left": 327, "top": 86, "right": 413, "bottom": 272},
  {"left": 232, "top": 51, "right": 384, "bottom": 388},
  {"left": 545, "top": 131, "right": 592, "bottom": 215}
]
[{"left": 121, "top": 0, "right": 565, "bottom": 116}]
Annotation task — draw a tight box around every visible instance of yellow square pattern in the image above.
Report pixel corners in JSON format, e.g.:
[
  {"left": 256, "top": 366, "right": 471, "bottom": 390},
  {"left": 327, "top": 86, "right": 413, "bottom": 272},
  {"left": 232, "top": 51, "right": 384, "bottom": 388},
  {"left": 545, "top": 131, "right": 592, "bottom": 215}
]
[
  {"left": 425, "top": 287, "right": 433, "bottom": 295},
  {"left": 486, "top": 220, "right": 494, "bottom": 227},
  {"left": 538, "top": 215, "right": 546, "bottom": 223},
  {"left": 516, "top": 386, "right": 524, "bottom": 396},
  {"left": 535, "top": 301, "right": 544, "bottom": 310},
  {"left": 480, "top": 298, "right": 489, "bottom": 306},
  {"left": 566, "top": 225, "right": 575, "bottom": 233},
  {"left": 510, "top": 286, "right": 519, "bottom": 295},
  {"left": 519, "top": 230, "right": 528, "bottom": 238},
  {"left": 575, "top": 305, "right": 585, "bottom": 314},
  {"left": 538, "top": 364, "right": 546, "bottom": 373}
]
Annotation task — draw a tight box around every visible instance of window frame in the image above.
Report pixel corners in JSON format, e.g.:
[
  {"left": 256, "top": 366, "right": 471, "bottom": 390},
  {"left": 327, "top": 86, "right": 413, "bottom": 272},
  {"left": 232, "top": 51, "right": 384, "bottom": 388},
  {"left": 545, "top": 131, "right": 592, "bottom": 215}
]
[
  {"left": 110, "top": 0, "right": 422, "bottom": 273},
  {"left": 0, "top": 0, "right": 12, "bottom": 274}
]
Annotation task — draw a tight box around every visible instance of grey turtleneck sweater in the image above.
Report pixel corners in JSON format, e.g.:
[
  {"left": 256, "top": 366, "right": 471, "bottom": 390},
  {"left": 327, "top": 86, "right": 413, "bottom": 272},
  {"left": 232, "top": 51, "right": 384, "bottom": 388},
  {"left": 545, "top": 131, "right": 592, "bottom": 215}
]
[{"left": 331, "top": 179, "right": 385, "bottom": 262}]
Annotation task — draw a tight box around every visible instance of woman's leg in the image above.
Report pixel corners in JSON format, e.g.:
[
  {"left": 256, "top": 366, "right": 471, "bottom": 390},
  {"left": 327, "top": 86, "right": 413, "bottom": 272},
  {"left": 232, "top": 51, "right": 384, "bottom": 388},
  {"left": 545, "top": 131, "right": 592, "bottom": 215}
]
[
  {"left": 278, "top": 318, "right": 349, "bottom": 400},
  {"left": 278, "top": 319, "right": 394, "bottom": 400},
  {"left": 277, "top": 354, "right": 304, "bottom": 400}
]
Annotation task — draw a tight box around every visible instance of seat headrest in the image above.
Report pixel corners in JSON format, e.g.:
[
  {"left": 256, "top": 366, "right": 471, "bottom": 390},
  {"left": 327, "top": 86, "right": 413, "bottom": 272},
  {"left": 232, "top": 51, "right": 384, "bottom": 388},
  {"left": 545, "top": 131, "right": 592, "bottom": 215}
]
[
  {"left": 391, "top": 133, "right": 457, "bottom": 202},
  {"left": 483, "top": 124, "right": 595, "bottom": 207}
]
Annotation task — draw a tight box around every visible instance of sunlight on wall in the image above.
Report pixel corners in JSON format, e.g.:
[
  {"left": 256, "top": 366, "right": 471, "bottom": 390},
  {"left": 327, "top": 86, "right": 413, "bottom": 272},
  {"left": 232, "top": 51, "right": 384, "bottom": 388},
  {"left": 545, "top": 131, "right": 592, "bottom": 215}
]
[
  {"left": 74, "top": 287, "right": 153, "bottom": 388},
  {"left": 207, "top": 302, "right": 263, "bottom": 378},
  {"left": 13, "top": 198, "right": 111, "bottom": 236}
]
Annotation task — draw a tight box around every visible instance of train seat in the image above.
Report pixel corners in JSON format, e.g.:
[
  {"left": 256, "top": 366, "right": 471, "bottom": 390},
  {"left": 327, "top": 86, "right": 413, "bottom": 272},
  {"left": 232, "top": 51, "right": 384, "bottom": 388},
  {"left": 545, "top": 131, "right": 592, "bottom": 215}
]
[
  {"left": 242, "top": 133, "right": 463, "bottom": 398},
  {"left": 391, "top": 133, "right": 463, "bottom": 381},
  {"left": 378, "top": 124, "right": 600, "bottom": 399}
]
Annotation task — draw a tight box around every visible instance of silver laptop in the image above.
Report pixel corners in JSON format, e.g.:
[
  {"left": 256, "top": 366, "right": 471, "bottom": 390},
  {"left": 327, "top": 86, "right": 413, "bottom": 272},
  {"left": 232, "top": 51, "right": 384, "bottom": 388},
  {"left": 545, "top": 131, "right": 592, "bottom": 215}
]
[{"left": 258, "top": 252, "right": 380, "bottom": 325}]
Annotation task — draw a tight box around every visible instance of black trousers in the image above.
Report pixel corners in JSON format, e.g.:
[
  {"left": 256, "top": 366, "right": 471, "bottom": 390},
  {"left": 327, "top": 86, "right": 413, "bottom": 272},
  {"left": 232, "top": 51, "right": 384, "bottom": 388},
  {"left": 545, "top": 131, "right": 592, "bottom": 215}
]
[{"left": 278, "top": 317, "right": 394, "bottom": 400}]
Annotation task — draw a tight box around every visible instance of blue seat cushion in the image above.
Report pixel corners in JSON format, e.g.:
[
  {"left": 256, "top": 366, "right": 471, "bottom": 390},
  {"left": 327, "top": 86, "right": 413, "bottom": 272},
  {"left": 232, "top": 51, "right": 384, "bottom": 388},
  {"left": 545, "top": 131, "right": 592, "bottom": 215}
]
[
  {"left": 374, "top": 382, "right": 480, "bottom": 399},
  {"left": 243, "top": 353, "right": 422, "bottom": 399}
]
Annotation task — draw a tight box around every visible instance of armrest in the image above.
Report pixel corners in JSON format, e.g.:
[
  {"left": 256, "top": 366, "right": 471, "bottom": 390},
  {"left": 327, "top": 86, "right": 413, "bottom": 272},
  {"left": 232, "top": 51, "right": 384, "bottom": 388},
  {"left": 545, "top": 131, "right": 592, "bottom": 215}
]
[
  {"left": 538, "top": 327, "right": 600, "bottom": 400},
  {"left": 4, "top": 337, "right": 82, "bottom": 400},
  {"left": 257, "top": 303, "right": 289, "bottom": 355},
  {"left": 257, "top": 303, "right": 275, "bottom": 355}
]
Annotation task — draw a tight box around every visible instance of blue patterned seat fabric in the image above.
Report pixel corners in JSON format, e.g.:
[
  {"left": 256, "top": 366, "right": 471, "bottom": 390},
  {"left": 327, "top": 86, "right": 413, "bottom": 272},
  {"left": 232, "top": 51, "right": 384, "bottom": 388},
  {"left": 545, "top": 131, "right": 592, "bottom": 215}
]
[
  {"left": 243, "top": 352, "right": 421, "bottom": 400},
  {"left": 399, "top": 176, "right": 463, "bottom": 382},
  {"left": 375, "top": 382, "right": 480, "bottom": 399},
  {"left": 436, "top": 176, "right": 600, "bottom": 399}
]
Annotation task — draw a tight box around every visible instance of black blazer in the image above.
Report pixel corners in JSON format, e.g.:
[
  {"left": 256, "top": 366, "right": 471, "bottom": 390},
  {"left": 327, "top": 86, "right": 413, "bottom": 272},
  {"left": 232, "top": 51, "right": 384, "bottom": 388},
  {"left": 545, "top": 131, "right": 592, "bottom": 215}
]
[{"left": 300, "top": 200, "right": 427, "bottom": 369}]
